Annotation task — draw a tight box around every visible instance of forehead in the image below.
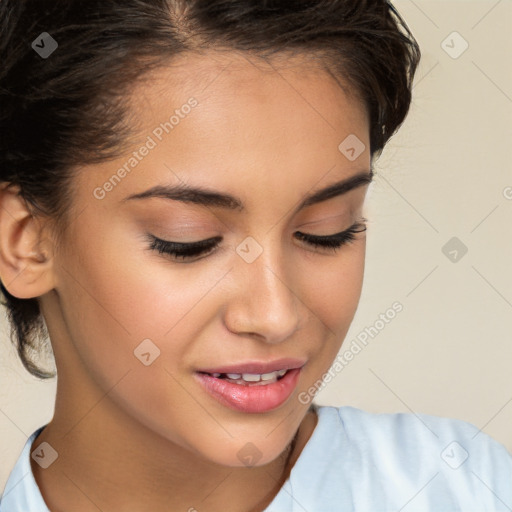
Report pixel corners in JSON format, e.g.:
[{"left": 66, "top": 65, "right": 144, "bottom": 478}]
[
  {"left": 76, "top": 50, "right": 370, "bottom": 218},
  {"left": 129, "top": 49, "right": 368, "bottom": 142}
]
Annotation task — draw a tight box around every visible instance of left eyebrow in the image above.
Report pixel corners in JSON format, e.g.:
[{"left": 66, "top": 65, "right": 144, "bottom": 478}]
[{"left": 122, "top": 168, "right": 374, "bottom": 212}]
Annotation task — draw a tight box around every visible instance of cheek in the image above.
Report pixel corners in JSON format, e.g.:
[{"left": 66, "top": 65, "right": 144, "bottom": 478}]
[
  {"left": 297, "top": 240, "right": 366, "bottom": 376},
  {"left": 54, "top": 243, "right": 230, "bottom": 444},
  {"left": 303, "top": 240, "right": 366, "bottom": 331},
  {"left": 54, "top": 225, "right": 228, "bottom": 390}
]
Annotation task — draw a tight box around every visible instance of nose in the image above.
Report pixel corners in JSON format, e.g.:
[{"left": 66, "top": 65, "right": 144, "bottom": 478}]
[{"left": 223, "top": 241, "right": 302, "bottom": 344}]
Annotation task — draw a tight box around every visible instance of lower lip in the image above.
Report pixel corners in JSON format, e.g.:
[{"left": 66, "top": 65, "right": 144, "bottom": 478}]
[{"left": 194, "top": 368, "right": 302, "bottom": 413}]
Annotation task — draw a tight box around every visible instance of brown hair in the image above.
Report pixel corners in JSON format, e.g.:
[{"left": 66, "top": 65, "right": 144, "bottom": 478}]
[{"left": 0, "top": 0, "right": 420, "bottom": 379}]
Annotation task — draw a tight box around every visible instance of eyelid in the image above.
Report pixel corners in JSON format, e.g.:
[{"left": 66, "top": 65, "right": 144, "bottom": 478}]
[
  {"left": 296, "top": 219, "right": 366, "bottom": 237},
  {"left": 147, "top": 222, "right": 362, "bottom": 247},
  {"left": 297, "top": 212, "right": 350, "bottom": 229},
  {"left": 294, "top": 220, "right": 367, "bottom": 248},
  {"left": 146, "top": 218, "right": 367, "bottom": 262}
]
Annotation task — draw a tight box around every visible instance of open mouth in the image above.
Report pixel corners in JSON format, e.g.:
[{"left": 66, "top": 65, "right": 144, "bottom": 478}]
[
  {"left": 194, "top": 367, "right": 302, "bottom": 413},
  {"left": 197, "top": 368, "right": 289, "bottom": 386}
]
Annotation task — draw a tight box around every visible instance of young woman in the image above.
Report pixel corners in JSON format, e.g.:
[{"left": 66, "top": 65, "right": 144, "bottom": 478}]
[{"left": 0, "top": 1, "right": 511, "bottom": 511}]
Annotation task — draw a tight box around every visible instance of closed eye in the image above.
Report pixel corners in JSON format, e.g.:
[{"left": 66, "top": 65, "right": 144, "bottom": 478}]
[
  {"left": 147, "top": 220, "right": 367, "bottom": 262},
  {"left": 295, "top": 220, "right": 367, "bottom": 251}
]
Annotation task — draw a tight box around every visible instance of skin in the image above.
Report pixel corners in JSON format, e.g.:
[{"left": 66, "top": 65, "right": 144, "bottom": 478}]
[{"left": 0, "top": 50, "right": 371, "bottom": 512}]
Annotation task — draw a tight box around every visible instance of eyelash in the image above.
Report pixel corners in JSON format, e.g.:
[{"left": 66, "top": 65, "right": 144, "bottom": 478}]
[{"left": 147, "top": 220, "right": 367, "bottom": 262}]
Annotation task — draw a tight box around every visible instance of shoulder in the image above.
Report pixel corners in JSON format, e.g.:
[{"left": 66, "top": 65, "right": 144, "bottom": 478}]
[
  {"left": 333, "top": 403, "right": 492, "bottom": 440},
  {"left": 333, "top": 404, "right": 511, "bottom": 461},
  {"left": 311, "top": 404, "right": 512, "bottom": 510}
]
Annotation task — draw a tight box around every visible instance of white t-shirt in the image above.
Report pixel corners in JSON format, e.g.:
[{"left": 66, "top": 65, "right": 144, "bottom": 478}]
[{"left": 1, "top": 404, "right": 511, "bottom": 511}]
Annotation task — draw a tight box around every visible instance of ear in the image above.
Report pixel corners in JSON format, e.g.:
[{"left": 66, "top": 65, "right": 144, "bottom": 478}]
[{"left": 0, "top": 182, "right": 56, "bottom": 299}]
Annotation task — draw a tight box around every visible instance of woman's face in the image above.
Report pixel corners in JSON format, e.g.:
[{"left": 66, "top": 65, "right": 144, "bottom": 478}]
[{"left": 43, "top": 51, "right": 371, "bottom": 467}]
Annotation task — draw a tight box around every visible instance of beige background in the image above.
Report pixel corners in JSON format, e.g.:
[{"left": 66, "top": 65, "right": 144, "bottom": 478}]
[{"left": 1, "top": 0, "right": 511, "bottom": 491}]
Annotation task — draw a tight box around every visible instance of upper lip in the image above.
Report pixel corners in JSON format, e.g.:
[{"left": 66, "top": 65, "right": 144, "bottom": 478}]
[{"left": 196, "top": 357, "right": 307, "bottom": 375}]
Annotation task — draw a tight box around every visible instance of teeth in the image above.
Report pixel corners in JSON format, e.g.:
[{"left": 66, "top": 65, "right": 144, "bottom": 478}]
[
  {"left": 262, "top": 369, "right": 287, "bottom": 380},
  {"left": 242, "top": 373, "right": 261, "bottom": 382},
  {"left": 215, "top": 369, "right": 288, "bottom": 383}
]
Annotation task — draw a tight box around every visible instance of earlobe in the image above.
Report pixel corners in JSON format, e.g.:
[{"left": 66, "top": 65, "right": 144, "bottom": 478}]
[{"left": 0, "top": 183, "right": 56, "bottom": 299}]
